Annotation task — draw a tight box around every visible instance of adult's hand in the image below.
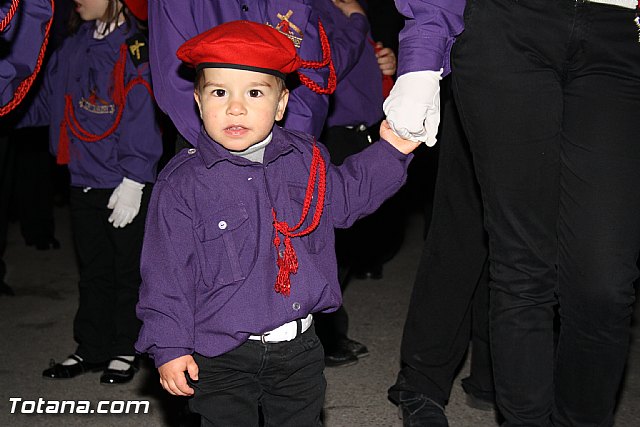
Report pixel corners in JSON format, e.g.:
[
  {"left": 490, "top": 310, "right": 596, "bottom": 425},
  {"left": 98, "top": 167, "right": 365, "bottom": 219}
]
[{"left": 383, "top": 69, "right": 442, "bottom": 146}]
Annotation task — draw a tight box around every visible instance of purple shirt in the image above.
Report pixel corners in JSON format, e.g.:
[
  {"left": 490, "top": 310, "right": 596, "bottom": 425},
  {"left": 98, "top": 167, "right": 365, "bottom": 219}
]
[
  {"left": 135, "top": 125, "right": 412, "bottom": 367},
  {"left": 0, "top": 0, "right": 52, "bottom": 107},
  {"left": 325, "top": 42, "right": 383, "bottom": 128},
  {"left": 18, "top": 22, "right": 162, "bottom": 188},
  {"left": 148, "top": 0, "right": 369, "bottom": 146},
  {"left": 394, "top": 0, "right": 465, "bottom": 76}
]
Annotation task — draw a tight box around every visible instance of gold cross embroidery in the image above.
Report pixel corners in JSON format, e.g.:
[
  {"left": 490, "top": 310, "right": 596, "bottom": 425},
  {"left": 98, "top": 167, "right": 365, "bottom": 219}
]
[
  {"left": 276, "top": 10, "right": 302, "bottom": 35},
  {"left": 129, "top": 40, "right": 145, "bottom": 60}
]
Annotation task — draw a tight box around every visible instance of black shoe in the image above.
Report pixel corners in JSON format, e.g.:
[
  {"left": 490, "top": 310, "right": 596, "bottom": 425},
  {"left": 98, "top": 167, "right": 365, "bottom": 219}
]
[
  {"left": 324, "top": 347, "right": 358, "bottom": 368},
  {"left": 100, "top": 357, "right": 139, "bottom": 385},
  {"left": 339, "top": 337, "right": 369, "bottom": 359},
  {"left": 397, "top": 392, "right": 448, "bottom": 427},
  {"left": 353, "top": 264, "right": 383, "bottom": 280},
  {"left": 0, "top": 281, "right": 14, "bottom": 296},
  {"left": 43, "top": 354, "right": 107, "bottom": 379}
]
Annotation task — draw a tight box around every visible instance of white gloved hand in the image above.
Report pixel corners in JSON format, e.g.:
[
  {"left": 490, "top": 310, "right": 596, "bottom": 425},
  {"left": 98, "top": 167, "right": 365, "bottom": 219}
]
[
  {"left": 107, "top": 177, "right": 145, "bottom": 228},
  {"left": 383, "top": 69, "right": 443, "bottom": 146}
]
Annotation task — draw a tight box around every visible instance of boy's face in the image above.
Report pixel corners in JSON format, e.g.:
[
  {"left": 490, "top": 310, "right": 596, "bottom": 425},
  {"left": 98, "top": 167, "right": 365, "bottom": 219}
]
[{"left": 194, "top": 68, "right": 289, "bottom": 152}]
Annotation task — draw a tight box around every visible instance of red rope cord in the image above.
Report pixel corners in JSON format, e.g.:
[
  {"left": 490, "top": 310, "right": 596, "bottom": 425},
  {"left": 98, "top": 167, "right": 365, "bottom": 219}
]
[
  {"left": 0, "top": 0, "right": 52, "bottom": 116},
  {"left": 57, "top": 43, "right": 152, "bottom": 164},
  {"left": 297, "top": 19, "right": 336, "bottom": 95},
  {"left": 0, "top": 0, "right": 19, "bottom": 32},
  {"left": 272, "top": 142, "right": 327, "bottom": 296}
]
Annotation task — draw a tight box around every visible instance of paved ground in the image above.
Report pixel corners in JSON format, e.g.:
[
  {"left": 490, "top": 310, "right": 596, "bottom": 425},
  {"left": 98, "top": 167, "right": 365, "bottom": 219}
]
[{"left": 1, "top": 205, "right": 639, "bottom": 426}]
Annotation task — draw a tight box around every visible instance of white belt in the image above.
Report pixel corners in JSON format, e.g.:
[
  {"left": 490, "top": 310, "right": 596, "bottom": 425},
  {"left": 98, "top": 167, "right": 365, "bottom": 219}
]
[
  {"left": 586, "top": 0, "right": 637, "bottom": 9},
  {"left": 248, "top": 314, "right": 313, "bottom": 343}
]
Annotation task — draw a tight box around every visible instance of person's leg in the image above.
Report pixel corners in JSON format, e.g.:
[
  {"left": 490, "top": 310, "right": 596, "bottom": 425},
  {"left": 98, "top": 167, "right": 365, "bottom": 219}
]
[
  {"left": 460, "top": 260, "right": 495, "bottom": 409},
  {"left": 188, "top": 347, "right": 262, "bottom": 427},
  {"left": 316, "top": 125, "right": 372, "bottom": 367},
  {"left": 388, "top": 79, "right": 488, "bottom": 423},
  {"left": 260, "top": 327, "right": 325, "bottom": 427},
  {"left": 108, "top": 188, "right": 151, "bottom": 358},
  {"left": 553, "top": 4, "right": 640, "bottom": 425},
  {"left": 453, "top": 0, "right": 571, "bottom": 424},
  {"left": 70, "top": 188, "right": 116, "bottom": 363},
  {"left": 0, "top": 135, "right": 14, "bottom": 295}
]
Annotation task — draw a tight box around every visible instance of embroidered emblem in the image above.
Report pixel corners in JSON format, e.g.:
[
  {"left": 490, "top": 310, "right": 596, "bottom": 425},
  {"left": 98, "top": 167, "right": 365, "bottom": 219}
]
[
  {"left": 635, "top": 15, "right": 640, "bottom": 43},
  {"left": 126, "top": 34, "right": 149, "bottom": 66},
  {"left": 78, "top": 89, "right": 115, "bottom": 114},
  {"left": 266, "top": 10, "right": 303, "bottom": 48}
]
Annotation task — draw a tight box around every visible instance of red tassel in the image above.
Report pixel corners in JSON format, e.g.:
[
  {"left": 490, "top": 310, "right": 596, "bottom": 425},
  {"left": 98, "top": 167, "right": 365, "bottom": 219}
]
[
  {"left": 57, "top": 120, "right": 70, "bottom": 165},
  {"left": 272, "top": 142, "right": 326, "bottom": 296}
]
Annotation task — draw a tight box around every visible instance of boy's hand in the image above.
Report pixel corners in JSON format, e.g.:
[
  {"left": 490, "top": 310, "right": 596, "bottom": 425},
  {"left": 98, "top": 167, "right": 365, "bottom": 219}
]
[
  {"left": 332, "top": 0, "right": 365, "bottom": 17},
  {"left": 375, "top": 43, "right": 396, "bottom": 76},
  {"left": 158, "top": 355, "right": 199, "bottom": 396},
  {"left": 380, "top": 120, "right": 420, "bottom": 155}
]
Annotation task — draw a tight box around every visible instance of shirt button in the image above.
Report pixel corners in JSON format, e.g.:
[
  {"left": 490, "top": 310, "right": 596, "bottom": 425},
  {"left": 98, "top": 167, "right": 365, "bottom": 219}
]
[
  {"left": 278, "top": 249, "right": 285, "bottom": 259},
  {"left": 188, "top": 148, "right": 196, "bottom": 154},
  {"left": 218, "top": 220, "right": 227, "bottom": 230},
  {"left": 241, "top": 5, "right": 249, "bottom": 11},
  {"left": 292, "top": 302, "right": 301, "bottom": 311}
]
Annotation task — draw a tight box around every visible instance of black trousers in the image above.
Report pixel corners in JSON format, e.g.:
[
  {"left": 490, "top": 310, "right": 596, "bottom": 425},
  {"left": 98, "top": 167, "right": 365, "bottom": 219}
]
[
  {"left": 187, "top": 326, "right": 325, "bottom": 427},
  {"left": 453, "top": 0, "right": 640, "bottom": 425},
  {"left": 70, "top": 186, "right": 150, "bottom": 362},
  {"left": 315, "top": 122, "right": 405, "bottom": 350},
  {"left": 388, "top": 78, "right": 493, "bottom": 407}
]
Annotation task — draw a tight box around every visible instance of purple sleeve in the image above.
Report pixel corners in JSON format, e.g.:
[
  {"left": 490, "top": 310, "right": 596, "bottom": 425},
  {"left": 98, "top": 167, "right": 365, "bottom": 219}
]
[
  {"left": 135, "top": 178, "right": 198, "bottom": 367},
  {"left": 394, "top": 0, "right": 465, "bottom": 76},
  {"left": 117, "top": 64, "right": 163, "bottom": 184},
  {"left": 0, "top": 0, "right": 52, "bottom": 110},
  {"left": 314, "top": 1, "right": 370, "bottom": 81},
  {"left": 329, "top": 138, "right": 412, "bottom": 228},
  {"left": 15, "top": 47, "right": 59, "bottom": 128},
  {"left": 279, "top": 5, "right": 329, "bottom": 138},
  {"left": 147, "top": 1, "right": 201, "bottom": 145}
]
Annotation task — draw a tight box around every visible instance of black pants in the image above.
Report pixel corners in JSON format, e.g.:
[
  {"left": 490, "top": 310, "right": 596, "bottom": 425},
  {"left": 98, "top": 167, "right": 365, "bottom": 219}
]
[
  {"left": 187, "top": 326, "right": 325, "bottom": 427},
  {"left": 388, "top": 78, "right": 493, "bottom": 407},
  {"left": 315, "top": 123, "right": 405, "bottom": 349},
  {"left": 70, "top": 186, "right": 150, "bottom": 362},
  {"left": 453, "top": 0, "right": 640, "bottom": 425}
]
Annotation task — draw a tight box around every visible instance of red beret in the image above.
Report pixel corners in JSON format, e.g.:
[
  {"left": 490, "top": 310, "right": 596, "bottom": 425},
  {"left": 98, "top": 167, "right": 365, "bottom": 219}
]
[
  {"left": 178, "top": 20, "right": 336, "bottom": 94},
  {"left": 123, "top": 0, "right": 147, "bottom": 21},
  {"left": 177, "top": 21, "right": 302, "bottom": 79}
]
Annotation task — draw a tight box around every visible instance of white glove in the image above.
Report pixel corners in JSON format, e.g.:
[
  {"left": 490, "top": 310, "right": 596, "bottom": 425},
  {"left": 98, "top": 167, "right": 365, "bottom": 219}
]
[
  {"left": 383, "top": 69, "right": 443, "bottom": 146},
  {"left": 107, "top": 177, "right": 145, "bottom": 228}
]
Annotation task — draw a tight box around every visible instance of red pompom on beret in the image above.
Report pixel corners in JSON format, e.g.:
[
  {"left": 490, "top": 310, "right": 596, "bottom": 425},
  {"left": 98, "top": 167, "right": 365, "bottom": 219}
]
[
  {"left": 177, "top": 20, "right": 336, "bottom": 94},
  {"left": 123, "top": 0, "right": 147, "bottom": 21}
]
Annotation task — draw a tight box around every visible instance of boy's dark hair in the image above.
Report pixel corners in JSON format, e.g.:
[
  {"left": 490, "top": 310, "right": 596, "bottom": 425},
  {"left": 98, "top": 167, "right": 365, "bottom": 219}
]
[
  {"left": 68, "top": 1, "right": 145, "bottom": 35},
  {"left": 194, "top": 69, "right": 287, "bottom": 94}
]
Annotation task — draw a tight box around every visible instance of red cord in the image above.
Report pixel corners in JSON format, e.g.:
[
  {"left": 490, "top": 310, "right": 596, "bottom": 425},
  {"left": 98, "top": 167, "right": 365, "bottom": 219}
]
[
  {"left": 0, "top": 0, "right": 19, "bottom": 32},
  {"left": 297, "top": 19, "right": 336, "bottom": 95},
  {"left": 0, "top": 0, "right": 53, "bottom": 116},
  {"left": 57, "top": 43, "right": 153, "bottom": 164},
  {"left": 272, "top": 142, "right": 327, "bottom": 296}
]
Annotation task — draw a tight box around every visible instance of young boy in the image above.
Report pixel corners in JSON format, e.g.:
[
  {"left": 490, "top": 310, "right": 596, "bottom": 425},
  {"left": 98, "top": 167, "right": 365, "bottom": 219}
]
[{"left": 135, "top": 20, "right": 418, "bottom": 426}]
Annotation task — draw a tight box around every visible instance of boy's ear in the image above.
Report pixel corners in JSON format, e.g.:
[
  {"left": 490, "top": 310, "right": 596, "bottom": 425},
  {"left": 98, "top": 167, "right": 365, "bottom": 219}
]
[
  {"left": 194, "top": 90, "right": 203, "bottom": 118},
  {"left": 275, "top": 88, "right": 289, "bottom": 122}
]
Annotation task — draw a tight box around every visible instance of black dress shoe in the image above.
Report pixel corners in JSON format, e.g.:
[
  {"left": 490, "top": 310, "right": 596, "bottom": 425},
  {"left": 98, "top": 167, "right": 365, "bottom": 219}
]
[
  {"left": 324, "top": 348, "right": 358, "bottom": 368},
  {"left": 100, "top": 357, "right": 139, "bottom": 385},
  {"left": 43, "top": 354, "right": 107, "bottom": 379},
  {"left": 397, "top": 391, "right": 448, "bottom": 427},
  {"left": 339, "top": 337, "right": 369, "bottom": 358}
]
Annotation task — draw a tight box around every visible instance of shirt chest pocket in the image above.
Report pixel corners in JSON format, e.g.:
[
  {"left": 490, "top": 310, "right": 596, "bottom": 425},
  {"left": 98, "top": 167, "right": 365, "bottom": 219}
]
[
  {"left": 288, "top": 184, "right": 328, "bottom": 254},
  {"left": 194, "top": 205, "right": 256, "bottom": 286}
]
